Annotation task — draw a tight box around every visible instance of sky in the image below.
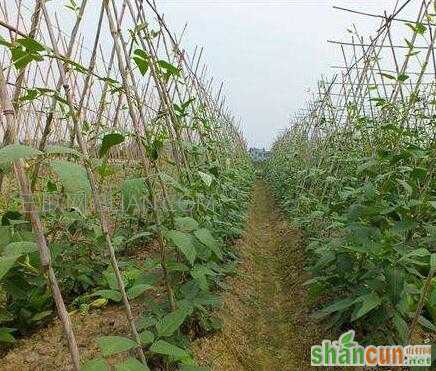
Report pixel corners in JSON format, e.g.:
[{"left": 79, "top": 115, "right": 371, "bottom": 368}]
[
  {"left": 15, "top": 0, "right": 421, "bottom": 149},
  {"left": 156, "top": 0, "right": 417, "bottom": 148}
]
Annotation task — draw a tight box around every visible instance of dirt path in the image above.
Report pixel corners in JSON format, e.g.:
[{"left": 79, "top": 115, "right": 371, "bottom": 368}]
[{"left": 193, "top": 181, "right": 326, "bottom": 370}]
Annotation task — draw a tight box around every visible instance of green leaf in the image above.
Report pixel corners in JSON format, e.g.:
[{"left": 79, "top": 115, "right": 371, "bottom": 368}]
[
  {"left": 393, "top": 312, "right": 408, "bottom": 344},
  {"left": 0, "top": 226, "right": 11, "bottom": 247},
  {"left": 165, "top": 230, "right": 196, "bottom": 265},
  {"left": 312, "top": 298, "right": 355, "bottom": 320},
  {"left": 133, "top": 57, "right": 149, "bottom": 75},
  {"left": 190, "top": 265, "right": 212, "bottom": 291},
  {"left": 156, "top": 304, "right": 192, "bottom": 337},
  {"left": 380, "top": 73, "right": 396, "bottom": 80},
  {"left": 135, "top": 316, "right": 157, "bottom": 331},
  {"left": 50, "top": 160, "right": 91, "bottom": 194},
  {"left": 19, "top": 88, "right": 40, "bottom": 102},
  {"left": 160, "top": 172, "right": 189, "bottom": 194},
  {"left": 181, "top": 98, "right": 195, "bottom": 110},
  {"left": 194, "top": 228, "right": 222, "bottom": 260},
  {"left": 385, "top": 267, "right": 405, "bottom": 305},
  {"left": 175, "top": 217, "right": 199, "bottom": 232},
  {"left": 345, "top": 244, "right": 371, "bottom": 254},
  {"left": 431, "top": 254, "right": 436, "bottom": 272},
  {"left": 166, "top": 261, "right": 189, "bottom": 272},
  {"left": 127, "top": 284, "right": 152, "bottom": 299},
  {"left": 133, "top": 49, "right": 149, "bottom": 76},
  {"left": 404, "top": 248, "right": 430, "bottom": 259},
  {"left": 0, "top": 327, "right": 15, "bottom": 343},
  {"left": 139, "top": 330, "right": 154, "bottom": 345},
  {"left": 144, "top": 136, "right": 165, "bottom": 161},
  {"left": 16, "top": 37, "right": 45, "bottom": 52},
  {"left": 31, "top": 310, "right": 52, "bottom": 322},
  {"left": 430, "top": 288, "right": 436, "bottom": 306},
  {"left": 10, "top": 42, "right": 43, "bottom": 70},
  {"left": 3, "top": 241, "right": 37, "bottom": 257},
  {"left": 397, "top": 73, "right": 409, "bottom": 82},
  {"left": 157, "top": 60, "right": 180, "bottom": 76},
  {"left": 122, "top": 178, "right": 147, "bottom": 214},
  {"left": 198, "top": 171, "right": 213, "bottom": 187},
  {"left": 406, "top": 22, "right": 426, "bottom": 35},
  {"left": 99, "top": 133, "right": 125, "bottom": 158},
  {"left": 191, "top": 292, "right": 221, "bottom": 308},
  {"left": 115, "top": 358, "right": 150, "bottom": 371},
  {"left": 149, "top": 340, "right": 189, "bottom": 360},
  {"left": 103, "top": 271, "right": 120, "bottom": 290},
  {"left": 134, "top": 49, "right": 149, "bottom": 61},
  {"left": 351, "top": 293, "right": 381, "bottom": 321},
  {"left": 97, "top": 336, "right": 137, "bottom": 357},
  {"left": 0, "top": 144, "right": 42, "bottom": 163},
  {"left": 81, "top": 358, "right": 109, "bottom": 371},
  {"left": 92, "top": 289, "right": 122, "bottom": 302},
  {"left": 45, "top": 145, "right": 81, "bottom": 157},
  {"left": 11, "top": 46, "right": 33, "bottom": 70},
  {"left": 0, "top": 256, "right": 19, "bottom": 280}
]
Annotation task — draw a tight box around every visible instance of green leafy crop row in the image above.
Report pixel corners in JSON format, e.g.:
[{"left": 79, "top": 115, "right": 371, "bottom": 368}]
[
  {"left": 0, "top": 138, "right": 254, "bottom": 369},
  {"left": 265, "top": 104, "right": 435, "bottom": 345}
]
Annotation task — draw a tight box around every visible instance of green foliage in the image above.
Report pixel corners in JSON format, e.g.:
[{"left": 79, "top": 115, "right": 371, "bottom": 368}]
[
  {"left": 122, "top": 178, "right": 148, "bottom": 215},
  {"left": 81, "top": 358, "right": 110, "bottom": 371},
  {"left": 157, "top": 60, "right": 180, "bottom": 81},
  {"left": 194, "top": 228, "right": 222, "bottom": 260},
  {"left": 0, "top": 8, "right": 255, "bottom": 367},
  {"left": 115, "top": 357, "right": 150, "bottom": 371},
  {"left": 0, "top": 144, "right": 42, "bottom": 163},
  {"left": 97, "top": 336, "right": 138, "bottom": 357},
  {"left": 133, "top": 49, "right": 149, "bottom": 76},
  {"left": 50, "top": 160, "right": 91, "bottom": 194},
  {"left": 0, "top": 256, "right": 19, "bottom": 280},
  {"left": 10, "top": 37, "right": 45, "bottom": 70},
  {"left": 45, "top": 145, "right": 81, "bottom": 157},
  {"left": 149, "top": 339, "right": 189, "bottom": 360},
  {"left": 0, "top": 327, "right": 16, "bottom": 343},
  {"left": 265, "top": 101, "right": 435, "bottom": 344},
  {"left": 175, "top": 217, "right": 199, "bottom": 232},
  {"left": 0, "top": 222, "right": 53, "bottom": 334},
  {"left": 99, "top": 133, "right": 125, "bottom": 158},
  {"left": 156, "top": 304, "right": 193, "bottom": 337},
  {"left": 165, "top": 230, "right": 197, "bottom": 266}
]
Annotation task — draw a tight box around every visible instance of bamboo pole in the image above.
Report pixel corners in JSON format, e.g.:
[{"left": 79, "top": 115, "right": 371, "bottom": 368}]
[{"left": 39, "top": 1, "right": 147, "bottom": 364}]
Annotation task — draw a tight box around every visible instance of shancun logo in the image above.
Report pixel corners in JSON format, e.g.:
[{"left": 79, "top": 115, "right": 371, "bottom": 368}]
[{"left": 311, "top": 330, "right": 432, "bottom": 367}]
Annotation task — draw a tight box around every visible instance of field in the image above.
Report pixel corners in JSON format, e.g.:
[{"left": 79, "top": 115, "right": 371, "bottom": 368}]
[{"left": 0, "top": 0, "right": 435, "bottom": 370}]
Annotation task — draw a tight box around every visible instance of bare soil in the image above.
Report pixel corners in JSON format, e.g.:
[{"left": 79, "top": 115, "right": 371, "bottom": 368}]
[
  {"left": 0, "top": 302, "right": 145, "bottom": 370},
  {"left": 192, "top": 181, "right": 327, "bottom": 370}
]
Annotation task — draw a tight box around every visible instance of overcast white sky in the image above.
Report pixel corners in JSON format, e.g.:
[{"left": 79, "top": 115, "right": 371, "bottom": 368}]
[{"left": 156, "top": 0, "right": 418, "bottom": 148}]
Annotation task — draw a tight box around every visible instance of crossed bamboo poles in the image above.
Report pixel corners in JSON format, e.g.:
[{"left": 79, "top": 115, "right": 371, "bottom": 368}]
[{"left": 0, "top": 0, "right": 244, "bottom": 368}]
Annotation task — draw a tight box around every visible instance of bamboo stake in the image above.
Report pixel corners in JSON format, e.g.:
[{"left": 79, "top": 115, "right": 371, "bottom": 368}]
[
  {"left": 39, "top": 1, "right": 147, "bottom": 363},
  {"left": 0, "top": 68, "right": 81, "bottom": 370}
]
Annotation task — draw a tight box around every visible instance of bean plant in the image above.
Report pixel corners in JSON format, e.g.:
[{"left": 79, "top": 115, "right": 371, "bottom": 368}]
[
  {"left": 265, "top": 11, "right": 436, "bottom": 347},
  {"left": 0, "top": 0, "right": 254, "bottom": 369}
]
